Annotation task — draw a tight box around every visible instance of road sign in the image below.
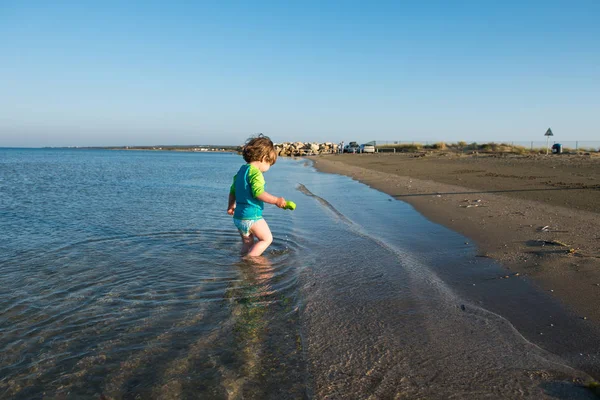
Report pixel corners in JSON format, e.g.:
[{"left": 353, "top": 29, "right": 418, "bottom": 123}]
[{"left": 544, "top": 128, "right": 554, "bottom": 154}]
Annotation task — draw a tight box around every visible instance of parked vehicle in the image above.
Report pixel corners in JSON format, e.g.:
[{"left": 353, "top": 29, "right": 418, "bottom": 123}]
[
  {"left": 343, "top": 141, "right": 360, "bottom": 153},
  {"left": 359, "top": 144, "right": 375, "bottom": 153}
]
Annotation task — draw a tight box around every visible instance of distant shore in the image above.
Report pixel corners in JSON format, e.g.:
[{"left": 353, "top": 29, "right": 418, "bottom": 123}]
[
  {"left": 87, "top": 146, "right": 238, "bottom": 152},
  {"left": 313, "top": 152, "right": 600, "bottom": 327}
]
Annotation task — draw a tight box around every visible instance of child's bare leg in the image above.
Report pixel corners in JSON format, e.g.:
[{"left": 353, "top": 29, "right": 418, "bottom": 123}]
[
  {"left": 240, "top": 233, "right": 254, "bottom": 256},
  {"left": 246, "top": 219, "right": 273, "bottom": 257}
]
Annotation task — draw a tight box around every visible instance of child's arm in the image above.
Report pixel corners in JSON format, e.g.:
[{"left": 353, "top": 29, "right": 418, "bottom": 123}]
[
  {"left": 247, "top": 166, "right": 286, "bottom": 208},
  {"left": 227, "top": 175, "right": 236, "bottom": 215},
  {"left": 227, "top": 192, "right": 236, "bottom": 215},
  {"left": 256, "top": 191, "right": 286, "bottom": 208}
]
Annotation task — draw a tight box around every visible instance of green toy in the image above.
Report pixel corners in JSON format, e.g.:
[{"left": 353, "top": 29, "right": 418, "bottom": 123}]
[{"left": 284, "top": 200, "right": 296, "bottom": 210}]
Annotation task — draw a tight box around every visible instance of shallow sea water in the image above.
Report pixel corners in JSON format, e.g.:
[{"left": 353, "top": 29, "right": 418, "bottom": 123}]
[{"left": 0, "top": 149, "right": 598, "bottom": 399}]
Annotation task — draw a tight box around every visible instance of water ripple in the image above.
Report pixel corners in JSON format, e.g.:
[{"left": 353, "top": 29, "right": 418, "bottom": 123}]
[{"left": 0, "top": 226, "right": 304, "bottom": 398}]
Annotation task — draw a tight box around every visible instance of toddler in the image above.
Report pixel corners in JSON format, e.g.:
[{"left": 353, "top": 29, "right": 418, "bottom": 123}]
[{"left": 227, "top": 135, "right": 286, "bottom": 257}]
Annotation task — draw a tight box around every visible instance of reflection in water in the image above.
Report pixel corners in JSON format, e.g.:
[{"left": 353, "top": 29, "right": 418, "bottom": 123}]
[
  {"left": 219, "top": 255, "right": 306, "bottom": 399},
  {"left": 225, "top": 257, "right": 274, "bottom": 397}
]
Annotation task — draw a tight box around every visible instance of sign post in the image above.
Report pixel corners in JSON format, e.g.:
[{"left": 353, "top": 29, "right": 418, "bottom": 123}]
[{"left": 544, "top": 128, "right": 554, "bottom": 155}]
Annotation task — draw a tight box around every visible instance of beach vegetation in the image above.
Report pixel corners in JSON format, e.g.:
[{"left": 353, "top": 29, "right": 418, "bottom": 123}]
[
  {"left": 511, "top": 145, "right": 528, "bottom": 154},
  {"left": 576, "top": 147, "right": 597, "bottom": 152},
  {"left": 377, "top": 143, "right": 423, "bottom": 152},
  {"left": 374, "top": 141, "right": 556, "bottom": 155},
  {"left": 428, "top": 142, "right": 447, "bottom": 150}
]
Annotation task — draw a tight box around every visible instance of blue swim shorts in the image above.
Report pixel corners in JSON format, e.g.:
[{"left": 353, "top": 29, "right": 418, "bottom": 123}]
[{"left": 233, "top": 218, "right": 263, "bottom": 237}]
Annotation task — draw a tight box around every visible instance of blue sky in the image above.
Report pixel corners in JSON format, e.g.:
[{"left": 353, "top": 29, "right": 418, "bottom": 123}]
[{"left": 1, "top": 1, "right": 598, "bottom": 147}]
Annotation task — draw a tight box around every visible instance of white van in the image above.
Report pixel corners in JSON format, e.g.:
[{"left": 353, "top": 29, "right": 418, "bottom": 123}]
[{"left": 359, "top": 144, "right": 375, "bottom": 153}]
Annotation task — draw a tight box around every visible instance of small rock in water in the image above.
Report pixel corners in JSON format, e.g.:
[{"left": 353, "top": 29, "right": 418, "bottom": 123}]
[{"left": 460, "top": 305, "right": 466, "bottom": 311}]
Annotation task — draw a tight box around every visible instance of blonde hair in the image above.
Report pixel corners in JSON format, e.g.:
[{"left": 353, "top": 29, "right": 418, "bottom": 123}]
[{"left": 242, "top": 134, "right": 277, "bottom": 165}]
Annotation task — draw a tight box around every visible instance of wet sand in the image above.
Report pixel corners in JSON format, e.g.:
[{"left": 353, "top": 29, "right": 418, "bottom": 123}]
[{"left": 313, "top": 152, "right": 600, "bottom": 328}]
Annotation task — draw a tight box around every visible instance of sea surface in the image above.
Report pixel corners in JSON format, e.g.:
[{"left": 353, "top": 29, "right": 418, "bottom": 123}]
[{"left": 0, "top": 148, "right": 599, "bottom": 399}]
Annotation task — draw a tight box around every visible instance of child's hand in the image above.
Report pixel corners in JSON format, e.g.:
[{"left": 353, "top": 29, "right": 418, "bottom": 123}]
[
  {"left": 227, "top": 206, "right": 235, "bottom": 215},
  {"left": 275, "top": 197, "right": 287, "bottom": 208}
]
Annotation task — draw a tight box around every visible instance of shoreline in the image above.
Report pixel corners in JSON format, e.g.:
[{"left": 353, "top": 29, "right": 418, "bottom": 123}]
[{"left": 312, "top": 153, "right": 600, "bottom": 329}]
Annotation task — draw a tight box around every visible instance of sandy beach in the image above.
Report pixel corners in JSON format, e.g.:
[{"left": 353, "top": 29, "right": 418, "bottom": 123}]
[{"left": 313, "top": 152, "right": 600, "bottom": 328}]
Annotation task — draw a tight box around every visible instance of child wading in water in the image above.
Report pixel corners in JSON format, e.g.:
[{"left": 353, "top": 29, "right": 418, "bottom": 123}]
[{"left": 227, "top": 135, "right": 287, "bottom": 257}]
